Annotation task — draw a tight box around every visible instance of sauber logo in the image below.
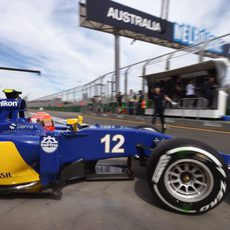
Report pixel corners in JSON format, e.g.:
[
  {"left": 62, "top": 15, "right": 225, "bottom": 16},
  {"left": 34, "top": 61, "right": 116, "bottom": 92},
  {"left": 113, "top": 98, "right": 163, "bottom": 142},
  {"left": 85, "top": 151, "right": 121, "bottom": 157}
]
[
  {"left": 0, "top": 101, "right": 18, "bottom": 107},
  {"left": 41, "top": 136, "right": 58, "bottom": 153},
  {"left": 0, "top": 172, "right": 12, "bottom": 178}
]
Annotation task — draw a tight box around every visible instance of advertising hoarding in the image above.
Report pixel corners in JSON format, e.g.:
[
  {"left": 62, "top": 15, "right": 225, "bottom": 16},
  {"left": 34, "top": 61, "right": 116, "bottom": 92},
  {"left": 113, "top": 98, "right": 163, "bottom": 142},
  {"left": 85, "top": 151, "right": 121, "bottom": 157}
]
[{"left": 80, "top": 0, "right": 229, "bottom": 58}]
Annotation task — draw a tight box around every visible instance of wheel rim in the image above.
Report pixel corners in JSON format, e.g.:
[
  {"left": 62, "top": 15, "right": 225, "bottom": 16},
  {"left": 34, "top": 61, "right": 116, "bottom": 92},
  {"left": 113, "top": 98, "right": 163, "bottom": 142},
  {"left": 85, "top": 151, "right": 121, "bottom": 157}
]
[{"left": 164, "top": 159, "right": 214, "bottom": 202}]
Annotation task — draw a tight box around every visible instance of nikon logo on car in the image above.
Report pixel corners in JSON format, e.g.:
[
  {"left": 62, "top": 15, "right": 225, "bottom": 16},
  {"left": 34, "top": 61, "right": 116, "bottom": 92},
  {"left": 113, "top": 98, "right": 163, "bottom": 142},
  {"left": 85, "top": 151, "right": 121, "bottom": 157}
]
[
  {"left": 0, "top": 101, "right": 18, "bottom": 107},
  {"left": 0, "top": 172, "right": 12, "bottom": 178}
]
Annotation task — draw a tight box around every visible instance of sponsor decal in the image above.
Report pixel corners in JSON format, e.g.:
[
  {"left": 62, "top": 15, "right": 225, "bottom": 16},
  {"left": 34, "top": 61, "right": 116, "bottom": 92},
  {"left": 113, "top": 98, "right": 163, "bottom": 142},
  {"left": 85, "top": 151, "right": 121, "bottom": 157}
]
[
  {"left": 216, "top": 166, "right": 227, "bottom": 178},
  {"left": 9, "top": 123, "right": 17, "bottom": 130},
  {"left": 0, "top": 172, "right": 12, "bottom": 178},
  {"left": 17, "top": 124, "right": 35, "bottom": 130},
  {"left": 153, "top": 137, "right": 165, "bottom": 145},
  {"left": 152, "top": 155, "right": 171, "bottom": 183},
  {"left": 199, "top": 181, "right": 227, "bottom": 212},
  {"left": 173, "top": 23, "right": 225, "bottom": 54},
  {"left": 41, "top": 136, "right": 58, "bottom": 153},
  {"left": 107, "top": 7, "right": 161, "bottom": 32},
  {"left": 0, "top": 100, "right": 18, "bottom": 107},
  {"left": 9, "top": 123, "right": 36, "bottom": 130}
]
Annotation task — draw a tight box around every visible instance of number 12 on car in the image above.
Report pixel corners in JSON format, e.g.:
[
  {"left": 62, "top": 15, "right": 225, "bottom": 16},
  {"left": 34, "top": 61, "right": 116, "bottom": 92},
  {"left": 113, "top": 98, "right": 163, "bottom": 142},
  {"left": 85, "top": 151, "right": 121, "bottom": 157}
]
[{"left": 100, "top": 134, "right": 125, "bottom": 153}]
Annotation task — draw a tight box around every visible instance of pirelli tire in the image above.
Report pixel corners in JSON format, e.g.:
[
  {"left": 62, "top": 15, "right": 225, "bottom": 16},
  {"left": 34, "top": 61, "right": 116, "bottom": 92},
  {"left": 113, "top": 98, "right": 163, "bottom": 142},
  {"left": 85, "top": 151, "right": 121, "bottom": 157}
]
[{"left": 146, "top": 138, "right": 229, "bottom": 214}]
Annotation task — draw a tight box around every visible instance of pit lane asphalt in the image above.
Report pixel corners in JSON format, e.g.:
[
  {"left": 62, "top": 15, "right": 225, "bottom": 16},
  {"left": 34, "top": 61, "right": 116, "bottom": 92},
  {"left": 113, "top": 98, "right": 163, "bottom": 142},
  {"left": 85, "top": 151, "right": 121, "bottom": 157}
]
[{"left": 0, "top": 111, "right": 229, "bottom": 230}]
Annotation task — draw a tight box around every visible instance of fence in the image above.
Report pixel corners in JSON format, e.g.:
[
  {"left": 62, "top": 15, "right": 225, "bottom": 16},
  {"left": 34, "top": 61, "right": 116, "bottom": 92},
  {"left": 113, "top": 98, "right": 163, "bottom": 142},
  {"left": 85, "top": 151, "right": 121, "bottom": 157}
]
[
  {"left": 51, "top": 97, "right": 216, "bottom": 115},
  {"left": 31, "top": 33, "right": 230, "bottom": 106}
]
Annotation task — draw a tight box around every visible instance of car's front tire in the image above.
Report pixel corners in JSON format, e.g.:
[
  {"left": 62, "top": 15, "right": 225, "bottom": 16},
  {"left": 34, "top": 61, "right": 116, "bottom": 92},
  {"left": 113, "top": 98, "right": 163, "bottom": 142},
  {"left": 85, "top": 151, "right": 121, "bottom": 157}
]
[
  {"left": 135, "top": 124, "right": 162, "bottom": 133},
  {"left": 146, "top": 138, "right": 229, "bottom": 214}
]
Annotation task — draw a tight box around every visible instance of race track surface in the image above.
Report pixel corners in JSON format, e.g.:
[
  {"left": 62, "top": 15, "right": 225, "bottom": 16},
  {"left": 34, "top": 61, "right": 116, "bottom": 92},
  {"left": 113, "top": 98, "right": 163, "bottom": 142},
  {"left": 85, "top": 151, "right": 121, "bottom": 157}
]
[{"left": 0, "top": 111, "right": 229, "bottom": 230}]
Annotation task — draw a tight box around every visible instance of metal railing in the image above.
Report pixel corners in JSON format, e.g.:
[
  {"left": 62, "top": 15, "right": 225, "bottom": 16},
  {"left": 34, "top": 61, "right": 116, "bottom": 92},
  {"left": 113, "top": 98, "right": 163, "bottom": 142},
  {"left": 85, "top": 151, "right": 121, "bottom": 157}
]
[
  {"left": 31, "top": 33, "right": 230, "bottom": 105},
  {"left": 84, "top": 97, "right": 216, "bottom": 115}
]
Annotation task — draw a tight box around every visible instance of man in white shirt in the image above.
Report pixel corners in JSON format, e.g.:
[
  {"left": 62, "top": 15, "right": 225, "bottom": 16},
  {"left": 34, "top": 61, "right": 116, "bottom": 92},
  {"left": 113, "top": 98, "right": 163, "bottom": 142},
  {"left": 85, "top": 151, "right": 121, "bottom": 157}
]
[
  {"left": 185, "top": 80, "right": 197, "bottom": 107},
  {"left": 186, "top": 81, "right": 195, "bottom": 96}
]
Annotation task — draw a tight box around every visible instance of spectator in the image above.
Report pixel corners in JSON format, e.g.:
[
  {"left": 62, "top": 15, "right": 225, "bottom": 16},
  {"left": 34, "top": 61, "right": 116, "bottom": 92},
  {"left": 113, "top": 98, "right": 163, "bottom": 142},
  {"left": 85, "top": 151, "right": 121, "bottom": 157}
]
[
  {"left": 174, "top": 78, "right": 183, "bottom": 107},
  {"left": 116, "top": 92, "right": 123, "bottom": 107},
  {"left": 174, "top": 79, "right": 183, "bottom": 96},
  {"left": 137, "top": 90, "right": 144, "bottom": 115},
  {"left": 97, "top": 96, "right": 102, "bottom": 113},
  {"left": 116, "top": 92, "right": 123, "bottom": 113},
  {"left": 91, "top": 96, "right": 102, "bottom": 113},
  {"left": 165, "top": 79, "right": 174, "bottom": 98},
  {"left": 159, "top": 80, "right": 166, "bottom": 93},
  {"left": 185, "top": 80, "right": 197, "bottom": 107},
  {"left": 186, "top": 80, "right": 195, "bottom": 96},
  {"left": 202, "top": 76, "right": 218, "bottom": 109},
  {"left": 128, "top": 89, "right": 136, "bottom": 115},
  {"left": 149, "top": 87, "right": 176, "bottom": 133},
  {"left": 128, "top": 89, "right": 134, "bottom": 100}
]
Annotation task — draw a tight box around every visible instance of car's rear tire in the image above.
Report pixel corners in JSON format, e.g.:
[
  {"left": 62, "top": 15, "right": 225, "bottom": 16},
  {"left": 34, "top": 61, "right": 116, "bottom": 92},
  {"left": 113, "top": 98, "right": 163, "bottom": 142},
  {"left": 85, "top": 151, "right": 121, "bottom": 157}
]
[{"left": 146, "top": 138, "right": 229, "bottom": 214}]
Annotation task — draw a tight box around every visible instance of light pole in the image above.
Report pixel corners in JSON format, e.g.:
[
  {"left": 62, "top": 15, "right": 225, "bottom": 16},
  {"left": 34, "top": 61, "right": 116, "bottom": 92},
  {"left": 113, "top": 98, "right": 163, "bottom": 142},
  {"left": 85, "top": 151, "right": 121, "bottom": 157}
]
[
  {"left": 115, "top": 31, "right": 120, "bottom": 95},
  {"left": 160, "top": 0, "right": 170, "bottom": 20}
]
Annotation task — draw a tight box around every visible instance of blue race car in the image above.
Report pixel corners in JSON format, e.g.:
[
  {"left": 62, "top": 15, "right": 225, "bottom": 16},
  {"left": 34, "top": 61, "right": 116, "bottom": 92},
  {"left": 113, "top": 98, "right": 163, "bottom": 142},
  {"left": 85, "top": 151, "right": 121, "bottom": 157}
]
[{"left": 0, "top": 96, "right": 229, "bottom": 214}]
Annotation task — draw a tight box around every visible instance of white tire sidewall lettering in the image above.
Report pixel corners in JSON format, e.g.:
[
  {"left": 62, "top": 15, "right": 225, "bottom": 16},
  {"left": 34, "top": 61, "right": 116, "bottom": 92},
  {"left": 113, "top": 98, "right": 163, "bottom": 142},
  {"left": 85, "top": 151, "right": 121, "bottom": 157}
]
[{"left": 151, "top": 145, "right": 227, "bottom": 213}]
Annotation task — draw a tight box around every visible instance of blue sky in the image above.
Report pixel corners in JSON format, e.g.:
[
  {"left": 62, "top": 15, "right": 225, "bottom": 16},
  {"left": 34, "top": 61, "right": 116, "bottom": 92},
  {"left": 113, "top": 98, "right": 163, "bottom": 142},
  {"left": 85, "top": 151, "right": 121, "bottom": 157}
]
[{"left": 0, "top": 0, "right": 229, "bottom": 99}]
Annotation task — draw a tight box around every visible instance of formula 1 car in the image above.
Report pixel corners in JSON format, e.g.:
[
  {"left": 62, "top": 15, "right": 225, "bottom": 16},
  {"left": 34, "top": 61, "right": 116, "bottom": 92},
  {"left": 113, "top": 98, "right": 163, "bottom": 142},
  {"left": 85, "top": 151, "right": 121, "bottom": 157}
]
[{"left": 0, "top": 96, "right": 229, "bottom": 214}]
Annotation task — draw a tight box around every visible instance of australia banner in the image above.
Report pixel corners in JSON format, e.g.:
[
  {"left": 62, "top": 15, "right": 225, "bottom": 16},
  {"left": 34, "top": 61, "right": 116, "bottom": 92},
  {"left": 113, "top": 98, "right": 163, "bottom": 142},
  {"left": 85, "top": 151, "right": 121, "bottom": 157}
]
[{"left": 85, "top": 0, "right": 229, "bottom": 58}]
